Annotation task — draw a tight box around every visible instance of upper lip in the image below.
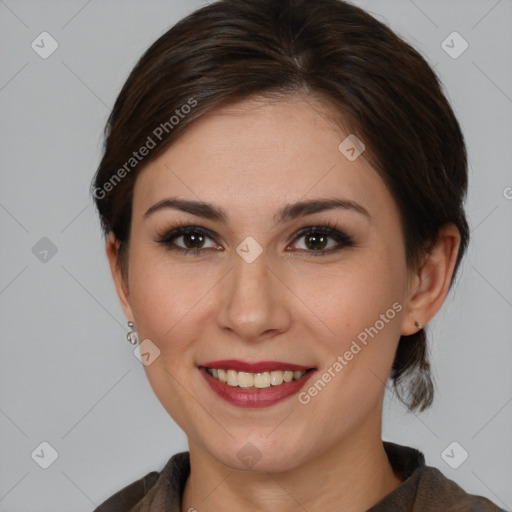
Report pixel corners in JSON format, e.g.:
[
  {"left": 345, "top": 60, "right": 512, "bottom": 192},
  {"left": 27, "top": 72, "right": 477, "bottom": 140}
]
[{"left": 199, "top": 359, "right": 315, "bottom": 372}]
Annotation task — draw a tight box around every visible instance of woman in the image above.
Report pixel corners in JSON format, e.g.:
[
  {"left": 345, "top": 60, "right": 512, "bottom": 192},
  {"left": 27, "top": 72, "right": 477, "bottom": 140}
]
[{"left": 91, "top": 0, "right": 504, "bottom": 510}]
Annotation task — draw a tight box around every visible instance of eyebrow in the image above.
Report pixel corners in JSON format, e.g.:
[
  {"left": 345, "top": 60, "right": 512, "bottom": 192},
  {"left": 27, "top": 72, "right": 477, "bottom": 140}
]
[{"left": 143, "top": 197, "right": 371, "bottom": 224}]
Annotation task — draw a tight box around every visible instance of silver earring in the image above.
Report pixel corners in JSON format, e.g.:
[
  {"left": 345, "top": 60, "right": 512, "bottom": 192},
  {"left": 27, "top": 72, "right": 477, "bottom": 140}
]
[
  {"left": 126, "top": 321, "right": 139, "bottom": 345},
  {"left": 414, "top": 321, "right": 423, "bottom": 330}
]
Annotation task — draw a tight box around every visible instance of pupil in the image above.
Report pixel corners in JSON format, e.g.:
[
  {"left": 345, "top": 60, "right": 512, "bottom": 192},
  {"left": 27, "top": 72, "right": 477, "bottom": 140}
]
[
  {"left": 307, "top": 234, "right": 326, "bottom": 250},
  {"left": 185, "top": 233, "right": 204, "bottom": 248}
]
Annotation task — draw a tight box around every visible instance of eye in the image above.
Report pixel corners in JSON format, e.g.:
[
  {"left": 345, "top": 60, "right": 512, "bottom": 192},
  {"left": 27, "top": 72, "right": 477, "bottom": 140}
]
[
  {"left": 288, "top": 221, "right": 354, "bottom": 256},
  {"left": 155, "top": 225, "right": 220, "bottom": 255}
]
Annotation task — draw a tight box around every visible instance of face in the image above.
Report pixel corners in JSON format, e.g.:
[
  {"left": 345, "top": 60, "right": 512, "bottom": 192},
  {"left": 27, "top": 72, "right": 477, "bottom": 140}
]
[{"left": 111, "top": 96, "right": 415, "bottom": 472}]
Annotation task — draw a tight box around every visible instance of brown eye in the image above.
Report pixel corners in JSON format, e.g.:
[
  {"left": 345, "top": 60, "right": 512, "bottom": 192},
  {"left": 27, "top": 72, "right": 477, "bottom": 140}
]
[
  {"left": 303, "top": 233, "right": 330, "bottom": 251},
  {"left": 155, "top": 226, "right": 220, "bottom": 254},
  {"left": 181, "top": 232, "right": 207, "bottom": 249},
  {"left": 290, "top": 225, "right": 354, "bottom": 256}
]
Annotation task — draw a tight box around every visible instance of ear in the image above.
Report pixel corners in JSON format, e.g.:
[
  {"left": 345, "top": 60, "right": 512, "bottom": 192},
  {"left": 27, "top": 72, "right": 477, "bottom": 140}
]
[
  {"left": 401, "top": 223, "right": 462, "bottom": 336},
  {"left": 105, "top": 232, "right": 134, "bottom": 322}
]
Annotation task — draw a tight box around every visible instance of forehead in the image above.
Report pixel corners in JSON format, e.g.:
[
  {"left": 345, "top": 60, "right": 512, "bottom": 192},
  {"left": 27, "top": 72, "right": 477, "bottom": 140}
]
[{"left": 132, "top": 96, "right": 394, "bottom": 222}]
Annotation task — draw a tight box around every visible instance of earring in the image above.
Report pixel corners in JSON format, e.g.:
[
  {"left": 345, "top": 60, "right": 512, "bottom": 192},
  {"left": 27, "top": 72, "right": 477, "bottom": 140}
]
[
  {"left": 414, "top": 321, "right": 423, "bottom": 330},
  {"left": 126, "top": 321, "right": 139, "bottom": 345}
]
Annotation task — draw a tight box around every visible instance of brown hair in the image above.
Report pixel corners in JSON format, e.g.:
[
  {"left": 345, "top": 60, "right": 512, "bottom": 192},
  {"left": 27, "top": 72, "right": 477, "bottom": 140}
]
[{"left": 92, "top": 0, "right": 470, "bottom": 411}]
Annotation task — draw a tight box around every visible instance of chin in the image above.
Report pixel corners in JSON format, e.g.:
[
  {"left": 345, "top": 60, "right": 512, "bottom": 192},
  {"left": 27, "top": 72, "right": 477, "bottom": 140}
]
[{"left": 208, "top": 435, "right": 310, "bottom": 474}]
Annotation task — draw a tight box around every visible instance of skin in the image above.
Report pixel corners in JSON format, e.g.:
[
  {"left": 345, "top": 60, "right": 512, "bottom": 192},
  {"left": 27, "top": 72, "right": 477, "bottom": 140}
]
[{"left": 106, "top": 95, "right": 461, "bottom": 512}]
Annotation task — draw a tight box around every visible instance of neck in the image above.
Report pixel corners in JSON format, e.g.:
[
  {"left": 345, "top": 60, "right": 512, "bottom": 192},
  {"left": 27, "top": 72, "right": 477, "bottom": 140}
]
[{"left": 181, "top": 423, "right": 402, "bottom": 512}]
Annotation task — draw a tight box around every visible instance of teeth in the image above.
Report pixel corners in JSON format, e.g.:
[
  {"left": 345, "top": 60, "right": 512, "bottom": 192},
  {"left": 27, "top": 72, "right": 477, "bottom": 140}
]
[
  {"left": 270, "top": 370, "right": 283, "bottom": 386},
  {"left": 227, "top": 369, "right": 238, "bottom": 386},
  {"left": 237, "top": 371, "right": 254, "bottom": 388},
  {"left": 205, "top": 368, "right": 308, "bottom": 388},
  {"left": 254, "top": 372, "right": 270, "bottom": 388}
]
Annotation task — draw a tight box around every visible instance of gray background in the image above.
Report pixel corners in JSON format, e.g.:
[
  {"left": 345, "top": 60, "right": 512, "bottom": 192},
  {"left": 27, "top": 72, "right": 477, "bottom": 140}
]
[{"left": 1, "top": 0, "right": 511, "bottom": 510}]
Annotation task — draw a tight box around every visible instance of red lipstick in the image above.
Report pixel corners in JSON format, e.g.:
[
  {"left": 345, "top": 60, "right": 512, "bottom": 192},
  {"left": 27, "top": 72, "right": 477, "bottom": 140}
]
[{"left": 198, "top": 360, "right": 317, "bottom": 408}]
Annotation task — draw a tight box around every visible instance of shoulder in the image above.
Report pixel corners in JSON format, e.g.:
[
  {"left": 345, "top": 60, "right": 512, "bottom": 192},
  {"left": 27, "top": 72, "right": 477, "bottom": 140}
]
[
  {"left": 92, "top": 451, "right": 190, "bottom": 512},
  {"left": 92, "top": 471, "right": 160, "bottom": 512},
  {"left": 411, "top": 465, "right": 505, "bottom": 511},
  {"left": 373, "top": 442, "right": 506, "bottom": 511}
]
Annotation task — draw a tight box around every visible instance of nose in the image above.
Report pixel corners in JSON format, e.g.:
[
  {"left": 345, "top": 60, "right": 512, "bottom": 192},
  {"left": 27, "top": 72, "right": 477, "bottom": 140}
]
[{"left": 215, "top": 248, "right": 292, "bottom": 342}]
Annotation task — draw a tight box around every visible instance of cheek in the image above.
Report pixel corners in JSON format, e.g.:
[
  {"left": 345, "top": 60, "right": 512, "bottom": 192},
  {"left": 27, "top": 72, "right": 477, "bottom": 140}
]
[
  {"left": 126, "top": 249, "right": 208, "bottom": 428},
  {"left": 127, "top": 246, "right": 202, "bottom": 349},
  {"left": 295, "top": 262, "right": 403, "bottom": 431},
  {"left": 298, "top": 247, "right": 405, "bottom": 396},
  {"left": 298, "top": 247, "right": 404, "bottom": 334}
]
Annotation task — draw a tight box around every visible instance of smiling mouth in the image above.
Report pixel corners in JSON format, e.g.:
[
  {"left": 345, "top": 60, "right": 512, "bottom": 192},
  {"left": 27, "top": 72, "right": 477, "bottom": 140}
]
[{"left": 200, "top": 367, "right": 316, "bottom": 389}]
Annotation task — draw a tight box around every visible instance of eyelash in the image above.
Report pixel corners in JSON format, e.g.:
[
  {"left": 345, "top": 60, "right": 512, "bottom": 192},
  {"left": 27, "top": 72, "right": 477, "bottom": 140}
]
[{"left": 154, "top": 219, "right": 354, "bottom": 257}]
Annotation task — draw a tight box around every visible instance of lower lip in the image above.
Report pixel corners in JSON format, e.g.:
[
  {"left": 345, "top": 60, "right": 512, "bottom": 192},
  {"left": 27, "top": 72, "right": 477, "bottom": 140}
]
[{"left": 199, "top": 367, "right": 317, "bottom": 408}]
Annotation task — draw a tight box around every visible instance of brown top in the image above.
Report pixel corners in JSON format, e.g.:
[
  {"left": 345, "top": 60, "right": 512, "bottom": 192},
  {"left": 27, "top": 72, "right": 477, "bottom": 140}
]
[{"left": 94, "top": 442, "right": 505, "bottom": 511}]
